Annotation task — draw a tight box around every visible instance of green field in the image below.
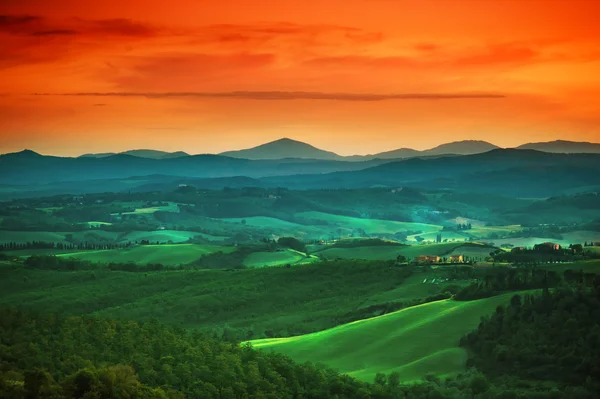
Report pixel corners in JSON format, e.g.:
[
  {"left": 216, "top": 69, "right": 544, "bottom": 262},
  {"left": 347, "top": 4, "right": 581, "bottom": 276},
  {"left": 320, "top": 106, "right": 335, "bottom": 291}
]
[
  {"left": 467, "top": 225, "right": 523, "bottom": 237},
  {"left": 36, "top": 207, "right": 64, "bottom": 213},
  {"left": 86, "top": 221, "right": 113, "bottom": 227},
  {"left": 243, "top": 249, "right": 319, "bottom": 268},
  {"left": 357, "top": 272, "right": 465, "bottom": 309},
  {"left": 314, "top": 245, "right": 406, "bottom": 260},
  {"left": 560, "top": 230, "right": 600, "bottom": 244},
  {"left": 313, "top": 242, "right": 465, "bottom": 261},
  {"left": 222, "top": 216, "right": 303, "bottom": 229},
  {"left": 248, "top": 292, "right": 531, "bottom": 383},
  {"left": 296, "top": 211, "right": 442, "bottom": 235},
  {"left": 218, "top": 216, "right": 326, "bottom": 239},
  {"left": 57, "top": 244, "right": 233, "bottom": 265},
  {"left": 119, "top": 230, "right": 213, "bottom": 243},
  {"left": 0, "top": 229, "right": 224, "bottom": 246},
  {"left": 489, "top": 233, "right": 599, "bottom": 248},
  {"left": 398, "top": 242, "right": 464, "bottom": 258},
  {"left": 114, "top": 202, "right": 180, "bottom": 215}
]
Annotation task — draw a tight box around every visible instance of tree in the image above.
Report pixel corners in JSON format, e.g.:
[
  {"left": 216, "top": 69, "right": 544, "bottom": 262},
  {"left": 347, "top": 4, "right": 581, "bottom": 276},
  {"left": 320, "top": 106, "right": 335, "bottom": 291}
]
[
  {"left": 277, "top": 237, "right": 307, "bottom": 253},
  {"left": 469, "top": 373, "right": 490, "bottom": 397}
]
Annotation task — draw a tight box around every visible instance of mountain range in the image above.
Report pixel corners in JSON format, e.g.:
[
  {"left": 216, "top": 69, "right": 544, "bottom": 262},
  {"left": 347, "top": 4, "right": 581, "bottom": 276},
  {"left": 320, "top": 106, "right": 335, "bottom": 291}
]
[
  {"left": 515, "top": 140, "right": 600, "bottom": 154},
  {"left": 1, "top": 148, "right": 599, "bottom": 199},
  {"left": 80, "top": 149, "right": 190, "bottom": 159},
  {"left": 72, "top": 139, "right": 600, "bottom": 162}
]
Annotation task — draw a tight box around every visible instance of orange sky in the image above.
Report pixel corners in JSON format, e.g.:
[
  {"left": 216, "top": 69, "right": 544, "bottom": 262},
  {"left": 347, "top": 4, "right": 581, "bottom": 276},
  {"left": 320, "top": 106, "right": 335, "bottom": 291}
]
[{"left": 1, "top": 0, "right": 599, "bottom": 156}]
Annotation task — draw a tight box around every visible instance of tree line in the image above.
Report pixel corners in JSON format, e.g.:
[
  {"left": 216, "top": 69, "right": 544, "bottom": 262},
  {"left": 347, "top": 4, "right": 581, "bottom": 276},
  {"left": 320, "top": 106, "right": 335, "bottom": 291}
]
[{"left": 0, "top": 241, "right": 135, "bottom": 252}]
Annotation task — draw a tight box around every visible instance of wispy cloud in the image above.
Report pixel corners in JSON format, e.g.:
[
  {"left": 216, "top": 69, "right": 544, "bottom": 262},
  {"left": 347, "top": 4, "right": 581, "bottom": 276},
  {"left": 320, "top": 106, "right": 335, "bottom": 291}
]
[
  {"left": 0, "top": 14, "right": 160, "bottom": 37},
  {"left": 33, "top": 91, "right": 505, "bottom": 101}
]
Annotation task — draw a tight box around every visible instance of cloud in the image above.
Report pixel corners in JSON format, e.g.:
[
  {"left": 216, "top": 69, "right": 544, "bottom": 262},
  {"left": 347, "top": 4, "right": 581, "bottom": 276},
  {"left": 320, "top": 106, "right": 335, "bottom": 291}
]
[
  {"left": 191, "top": 22, "right": 384, "bottom": 48},
  {"left": 0, "top": 14, "right": 160, "bottom": 37},
  {"left": 32, "top": 29, "right": 78, "bottom": 36},
  {"left": 104, "top": 52, "right": 278, "bottom": 91},
  {"left": 84, "top": 18, "right": 158, "bottom": 37},
  {"left": 33, "top": 91, "right": 505, "bottom": 101},
  {"left": 304, "top": 42, "right": 547, "bottom": 71},
  {"left": 452, "top": 43, "right": 539, "bottom": 67},
  {"left": 0, "top": 14, "right": 41, "bottom": 26}
]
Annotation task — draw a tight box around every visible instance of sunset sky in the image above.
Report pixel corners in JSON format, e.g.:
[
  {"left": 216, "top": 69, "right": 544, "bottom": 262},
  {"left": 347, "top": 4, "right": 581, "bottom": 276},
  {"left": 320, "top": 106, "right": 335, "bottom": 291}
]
[{"left": 1, "top": 0, "right": 599, "bottom": 156}]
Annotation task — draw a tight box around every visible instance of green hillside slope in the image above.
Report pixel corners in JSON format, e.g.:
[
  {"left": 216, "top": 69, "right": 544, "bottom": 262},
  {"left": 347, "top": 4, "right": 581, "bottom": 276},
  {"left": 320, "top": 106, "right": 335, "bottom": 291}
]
[
  {"left": 57, "top": 244, "right": 232, "bottom": 265},
  {"left": 248, "top": 293, "right": 528, "bottom": 383}
]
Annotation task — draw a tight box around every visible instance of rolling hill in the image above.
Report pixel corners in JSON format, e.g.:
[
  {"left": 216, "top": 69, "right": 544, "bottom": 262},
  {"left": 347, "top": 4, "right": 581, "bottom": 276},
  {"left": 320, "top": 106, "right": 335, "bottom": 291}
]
[
  {"left": 0, "top": 150, "right": 385, "bottom": 185},
  {"left": 221, "top": 138, "right": 499, "bottom": 161},
  {"left": 261, "top": 149, "right": 600, "bottom": 196},
  {"left": 247, "top": 292, "right": 532, "bottom": 383},
  {"left": 516, "top": 140, "right": 600, "bottom": 154},
  {"left": 220, "top": 137, "right": 345, "bottom": 160},
  {"left": 80, "top": 149, "right": 190, "bottom": 159},
  {"left": 3, "top": 149, "right": 600, "bottom": 198}
]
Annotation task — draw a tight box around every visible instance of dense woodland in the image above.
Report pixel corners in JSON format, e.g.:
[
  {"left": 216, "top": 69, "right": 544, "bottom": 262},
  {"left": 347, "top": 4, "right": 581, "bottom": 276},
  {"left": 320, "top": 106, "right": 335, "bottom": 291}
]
[{"left": 462, "top": 288, "right": 600, "bottom": 395}]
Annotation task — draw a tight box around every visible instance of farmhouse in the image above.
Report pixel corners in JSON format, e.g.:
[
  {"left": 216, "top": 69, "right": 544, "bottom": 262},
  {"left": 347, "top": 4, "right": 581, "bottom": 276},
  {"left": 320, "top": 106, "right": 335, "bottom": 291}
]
[
  {"left": 415, "top": 255, "right": 441, "bottom": 264},
  {"left": 534, "top": 242, "right": 561, "bottom": 251},
  {"left": 449, "top": 254, "right": 463, "bottom": 263}
]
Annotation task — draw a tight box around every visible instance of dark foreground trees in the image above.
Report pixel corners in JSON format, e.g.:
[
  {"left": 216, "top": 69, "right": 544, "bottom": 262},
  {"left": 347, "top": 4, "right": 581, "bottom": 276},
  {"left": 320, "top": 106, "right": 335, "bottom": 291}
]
[
  {"left": 0, "top": 307, "right": 377, "bottom": 398},
  {"left": 462, "top": 288, "right": 600, "bottom": 394}
]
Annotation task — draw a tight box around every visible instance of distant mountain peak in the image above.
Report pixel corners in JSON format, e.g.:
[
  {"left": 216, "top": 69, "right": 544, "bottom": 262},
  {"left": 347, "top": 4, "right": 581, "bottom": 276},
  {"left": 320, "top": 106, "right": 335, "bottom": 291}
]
[
  {"left": 425, "top": 140, "right": 500, "bottom": 155},
  {"left": 273, "top": 137, "right": 298, "bottom": 143},
  {"left": 5, "top": 149, "right": 42, "bottom": 157},
  {"left": 220, "top": 138, "right": 343, "bottom": 160}
]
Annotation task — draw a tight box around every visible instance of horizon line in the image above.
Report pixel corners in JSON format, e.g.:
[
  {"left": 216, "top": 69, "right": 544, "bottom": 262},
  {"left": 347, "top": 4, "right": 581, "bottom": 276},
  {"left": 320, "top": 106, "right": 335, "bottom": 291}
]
[{"left": 3, "top": 138, "right": 599, "bottom": 158}]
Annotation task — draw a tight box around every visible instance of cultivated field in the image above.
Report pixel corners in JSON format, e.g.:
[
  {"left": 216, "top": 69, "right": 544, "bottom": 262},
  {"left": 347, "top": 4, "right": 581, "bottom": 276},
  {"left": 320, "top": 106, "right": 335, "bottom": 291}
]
[
  {"left": 243, "top": 249, "right": 319, "bottom": 268},
  {"left": 295, "top": 211, "right": 443, "bottom": 235},
  {"left": 57, "top": 244, "right": 233, "bottom": 265}
]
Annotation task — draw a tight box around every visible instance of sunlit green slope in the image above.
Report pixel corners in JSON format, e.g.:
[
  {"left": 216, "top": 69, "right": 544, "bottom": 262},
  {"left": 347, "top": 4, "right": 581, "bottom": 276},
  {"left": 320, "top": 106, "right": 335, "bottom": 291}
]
[
  {"left": 248, "top": 293, "right": 525, "bottom": 383},
  {"left": 57, "top": 244, "right": 233, "bottom": 265}
]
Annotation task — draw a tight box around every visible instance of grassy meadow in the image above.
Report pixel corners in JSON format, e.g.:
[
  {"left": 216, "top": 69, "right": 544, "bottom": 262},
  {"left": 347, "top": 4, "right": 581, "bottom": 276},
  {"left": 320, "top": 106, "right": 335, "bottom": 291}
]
[
  {"left": 243, "top": 249, "right": 319, "bottom": 267},
  {"left": 247, "top": 292, "right": 533, "bottom": 383},
  {"left": 296, "top": 211, "right": 443, "bottom": 235},
  {"left": 55, "top": 243, "right": 233, "bottom": 265}
]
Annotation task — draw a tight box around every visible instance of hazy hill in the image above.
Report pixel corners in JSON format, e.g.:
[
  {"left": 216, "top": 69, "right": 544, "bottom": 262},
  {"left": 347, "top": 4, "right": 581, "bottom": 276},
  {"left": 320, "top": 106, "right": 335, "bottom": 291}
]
[
  {"left": 516, "top": 140, "right": 600, "bottom": 153},
  {"left": 356, "top": 140, "right": 499, "bottom": 160},
  {"left": 261, "top": 149, "right": 600, "bottom": 196},
  {"left": 81, "top": 149, "right": 190, "bottom": 159},
  {"left": 0, "top": 150, "right": 386, "bottom": 185},
  {"left": 219, "top": 137, "right": 344, "bottom": 160},
  {"left": 421, "top": 140, "right": 500, "bottom": 156},
  {"left": 2, "top": 149, "right": 600, "bottom": 198}
]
